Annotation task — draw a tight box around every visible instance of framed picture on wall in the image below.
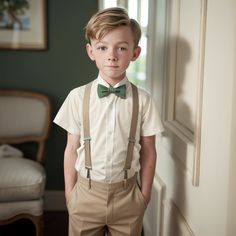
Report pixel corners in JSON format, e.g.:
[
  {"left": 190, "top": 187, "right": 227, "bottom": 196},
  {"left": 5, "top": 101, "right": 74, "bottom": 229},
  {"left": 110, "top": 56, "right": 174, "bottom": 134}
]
[{"left": 0, "top": 0, "right": 47, "bottom": 50}]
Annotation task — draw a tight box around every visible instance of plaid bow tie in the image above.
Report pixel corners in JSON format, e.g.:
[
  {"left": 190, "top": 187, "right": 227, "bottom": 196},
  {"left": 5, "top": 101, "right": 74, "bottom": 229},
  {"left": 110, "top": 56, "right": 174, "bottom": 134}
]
[{"left": 97, "top": 84, "right": 126, "bottom": 99}]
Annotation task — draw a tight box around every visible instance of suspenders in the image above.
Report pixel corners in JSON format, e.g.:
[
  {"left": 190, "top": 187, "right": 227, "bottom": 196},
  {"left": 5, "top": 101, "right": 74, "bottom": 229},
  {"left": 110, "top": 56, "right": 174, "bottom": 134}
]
[
  {"left": 82, "top": 81, "right": 139, "bottom": 188},
  {"left": 83, "top": 82, "right": 93, "bottom": 187},
  {"left": 123, "top": 84, "right": 139, "bottom": 186}
]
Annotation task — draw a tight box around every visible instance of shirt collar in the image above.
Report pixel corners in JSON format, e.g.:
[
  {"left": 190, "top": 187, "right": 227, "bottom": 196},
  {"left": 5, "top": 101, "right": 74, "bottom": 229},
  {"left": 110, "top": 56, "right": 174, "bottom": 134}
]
[{"left": 97, "top": 75, "right": 129, "bottom": 88}]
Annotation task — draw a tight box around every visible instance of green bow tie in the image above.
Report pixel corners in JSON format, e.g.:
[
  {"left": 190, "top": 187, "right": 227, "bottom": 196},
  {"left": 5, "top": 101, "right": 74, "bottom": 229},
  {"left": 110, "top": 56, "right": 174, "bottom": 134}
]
[{"left": 97, "top": 84, "right": 126, "bottom": 98}]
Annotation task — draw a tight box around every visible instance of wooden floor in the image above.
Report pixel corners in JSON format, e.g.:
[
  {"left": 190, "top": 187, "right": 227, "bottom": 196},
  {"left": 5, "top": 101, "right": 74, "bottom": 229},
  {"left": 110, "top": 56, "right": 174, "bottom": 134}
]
[{"left": 0, "top": 211, "right": 69, "bottom": 236}]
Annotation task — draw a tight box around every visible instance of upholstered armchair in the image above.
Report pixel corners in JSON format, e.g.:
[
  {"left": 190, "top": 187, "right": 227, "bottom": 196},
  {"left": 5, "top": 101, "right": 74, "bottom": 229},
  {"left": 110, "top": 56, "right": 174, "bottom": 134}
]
[{"left": 0, "top": 90, "right": 51, "bottom": 236}]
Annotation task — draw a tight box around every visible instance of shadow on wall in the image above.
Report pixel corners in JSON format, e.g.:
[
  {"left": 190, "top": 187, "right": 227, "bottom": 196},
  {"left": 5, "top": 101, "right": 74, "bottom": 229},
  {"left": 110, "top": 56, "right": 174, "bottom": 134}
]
[{"left": 166, "top": 36, "right": 192, "bottom": 236}]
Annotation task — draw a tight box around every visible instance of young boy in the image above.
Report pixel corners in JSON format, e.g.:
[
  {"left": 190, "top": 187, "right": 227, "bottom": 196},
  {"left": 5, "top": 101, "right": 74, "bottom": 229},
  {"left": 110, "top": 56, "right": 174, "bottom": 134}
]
[{"left": 54, "top": 7, "right": 164, "bottom": 236}]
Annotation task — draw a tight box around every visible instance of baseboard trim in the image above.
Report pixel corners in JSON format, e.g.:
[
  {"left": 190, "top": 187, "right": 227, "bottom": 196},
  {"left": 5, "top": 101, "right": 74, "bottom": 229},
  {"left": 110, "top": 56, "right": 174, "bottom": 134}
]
[{"left": 44, "top": 191, "right": 67, "bottom": 211}]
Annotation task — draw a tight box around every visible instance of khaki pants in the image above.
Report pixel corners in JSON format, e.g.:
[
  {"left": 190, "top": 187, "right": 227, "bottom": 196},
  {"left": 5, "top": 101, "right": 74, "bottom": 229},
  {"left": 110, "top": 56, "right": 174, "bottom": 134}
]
[{"left": 67, "top": 174, "right": 147, "bottom": 236}]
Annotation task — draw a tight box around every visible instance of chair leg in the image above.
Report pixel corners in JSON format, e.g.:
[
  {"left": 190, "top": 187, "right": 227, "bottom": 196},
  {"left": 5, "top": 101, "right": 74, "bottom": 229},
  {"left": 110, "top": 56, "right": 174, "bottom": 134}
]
[
  {"left": 31, "top": 214, "right": 44, "bottom": 236},
  {"left": 0, "top": 213, "right": 44, "bottom": 236}
]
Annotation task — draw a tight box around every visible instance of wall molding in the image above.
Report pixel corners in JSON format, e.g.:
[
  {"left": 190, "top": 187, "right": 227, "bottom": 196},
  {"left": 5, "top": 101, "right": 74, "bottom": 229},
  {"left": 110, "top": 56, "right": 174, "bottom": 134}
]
[
  {"left": 163, "top": 0, "right": 208, "bottom": 186},
  {"left": 162, "top": 199, "right": 195, "bottom": 236},
  {"left": 143, "top": 174, "right": 165, "bottom": 236}
]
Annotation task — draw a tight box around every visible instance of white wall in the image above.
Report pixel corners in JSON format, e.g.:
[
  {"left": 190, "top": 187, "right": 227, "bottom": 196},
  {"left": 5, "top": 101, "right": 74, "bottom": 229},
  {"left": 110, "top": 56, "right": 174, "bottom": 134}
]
[
  {"left": 144, "top": 0, "right": 236, "bottom": 235},
  {"left": 226, "top": 35, "right": 236, "bottom": 235}
]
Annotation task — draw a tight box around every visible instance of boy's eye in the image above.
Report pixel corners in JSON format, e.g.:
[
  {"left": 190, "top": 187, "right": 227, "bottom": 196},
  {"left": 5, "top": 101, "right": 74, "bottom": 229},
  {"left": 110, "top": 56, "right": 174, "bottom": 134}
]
[
  {"left": 117, "top": 47, "right": 127, "bottom": 51},
  {"left": 97, "top": 46, "right": 107, "bottom": 51}
]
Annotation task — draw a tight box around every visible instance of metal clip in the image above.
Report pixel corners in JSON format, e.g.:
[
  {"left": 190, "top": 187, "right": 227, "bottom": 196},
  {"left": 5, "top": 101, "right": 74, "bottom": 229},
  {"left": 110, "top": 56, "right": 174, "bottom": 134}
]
[
  {"left": 88, "top": 178, "right": 91, "bottom": 189},
  {"left": 123, "top": 169, "right": 128, "bottom": 188},
  {"left": 128, "top": 138, "right": 136, "bottom": 143},
  {"left": 83, "top": 137, "right": 91, "bottom": 141},
  {"left": 123, "top": 179, "right": 127, "bottom": 188},
  {"left": 86, "top": 169, "right": 91, "bottom": 189}
]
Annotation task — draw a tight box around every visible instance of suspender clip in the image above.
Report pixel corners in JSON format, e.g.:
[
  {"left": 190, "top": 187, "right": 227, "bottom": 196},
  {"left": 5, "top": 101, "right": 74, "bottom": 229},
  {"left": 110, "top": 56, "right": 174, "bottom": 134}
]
[
  {"left": 123, "top": 169, "right": 128, "bottom": 188},
  {"left": 83, "top": 137, "right": 91, "bottom": 141},
  {"left": 128, "top": 138, "right": 136, "bottom": 143},
  {"left": 86, "top": 168, "right": 92, "bottom": 189},
  {"left": 123, "top": 179, "right": 127, "bottom": 188}
]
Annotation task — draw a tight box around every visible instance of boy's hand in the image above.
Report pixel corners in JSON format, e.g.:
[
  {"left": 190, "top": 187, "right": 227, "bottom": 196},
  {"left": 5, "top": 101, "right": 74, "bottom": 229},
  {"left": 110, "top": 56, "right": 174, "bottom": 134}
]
[{"left": 142, "top": 190, "right": 151, "bottom": 205}]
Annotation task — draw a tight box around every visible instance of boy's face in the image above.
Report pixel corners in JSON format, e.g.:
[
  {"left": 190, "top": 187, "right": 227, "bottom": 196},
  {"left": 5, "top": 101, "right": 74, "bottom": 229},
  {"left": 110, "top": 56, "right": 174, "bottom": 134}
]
[{"left": 86, "top": 26, "right": 141, "bottom": 85}]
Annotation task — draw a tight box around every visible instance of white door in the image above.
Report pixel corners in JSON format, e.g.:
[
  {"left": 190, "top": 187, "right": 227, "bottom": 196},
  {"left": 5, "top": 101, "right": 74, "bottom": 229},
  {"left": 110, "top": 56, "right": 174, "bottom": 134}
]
[{"left": 143, "top": 0, "right": 236, "bottom": 235}]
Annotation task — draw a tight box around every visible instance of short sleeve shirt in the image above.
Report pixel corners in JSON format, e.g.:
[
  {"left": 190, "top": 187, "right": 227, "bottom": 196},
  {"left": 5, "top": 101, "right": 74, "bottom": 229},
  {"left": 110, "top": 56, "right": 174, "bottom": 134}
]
[{"left": 54, "top": 76, "right": 164, "bottom": 183}]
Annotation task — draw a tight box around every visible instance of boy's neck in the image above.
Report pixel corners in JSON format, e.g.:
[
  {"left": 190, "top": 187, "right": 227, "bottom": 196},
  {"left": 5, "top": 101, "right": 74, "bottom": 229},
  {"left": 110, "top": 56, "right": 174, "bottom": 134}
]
[{"left": 99, "top": 74, "right": 126, "bottom": 87}]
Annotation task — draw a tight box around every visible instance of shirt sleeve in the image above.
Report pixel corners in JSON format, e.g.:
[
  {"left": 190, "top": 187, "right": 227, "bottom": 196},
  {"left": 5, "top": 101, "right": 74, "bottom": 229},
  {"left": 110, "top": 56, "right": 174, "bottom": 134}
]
[
  {"left": 53, "top": 88, "right": 82, "bottom": 135},
  {"left": 140, "top": 92, "right": 164, "bottom": 137}
]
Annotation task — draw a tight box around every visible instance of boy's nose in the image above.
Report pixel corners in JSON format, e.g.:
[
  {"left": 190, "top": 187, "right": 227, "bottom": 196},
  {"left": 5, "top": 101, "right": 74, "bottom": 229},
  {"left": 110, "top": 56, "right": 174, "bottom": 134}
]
[
  {"left": 108, "top": 57, "right": 118, "bottom": 61},
  {"left": 108, "top": 49, "right": 118, "bottom": 61}
]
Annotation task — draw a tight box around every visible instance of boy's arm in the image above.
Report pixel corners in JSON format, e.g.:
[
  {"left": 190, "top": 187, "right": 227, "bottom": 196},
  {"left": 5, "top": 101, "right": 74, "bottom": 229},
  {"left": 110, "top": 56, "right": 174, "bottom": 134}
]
[
  {"left": 139, "top": 135, "right": 157, "bottom": 204},
  {"left": 64, "top": 132, "right": 80, "bottom": 203}
]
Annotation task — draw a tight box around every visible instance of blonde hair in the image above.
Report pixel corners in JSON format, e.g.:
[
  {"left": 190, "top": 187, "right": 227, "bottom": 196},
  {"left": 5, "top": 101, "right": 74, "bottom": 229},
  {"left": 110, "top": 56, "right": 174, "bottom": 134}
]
[{"left": 85, "top": 7, "right": 141, "bottom": 48}]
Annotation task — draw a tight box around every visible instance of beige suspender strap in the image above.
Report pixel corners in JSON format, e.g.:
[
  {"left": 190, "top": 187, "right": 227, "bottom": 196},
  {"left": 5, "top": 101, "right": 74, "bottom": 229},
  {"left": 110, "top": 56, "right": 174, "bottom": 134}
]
[
  {"left": 83, "top": 82, "right": 93, "bottom": 187},
  {"left": 83, "top": 81, "right": 139, "bottom": 187},
  {"left": 123, "top": 83, "right": 139, "bottom": 183}
]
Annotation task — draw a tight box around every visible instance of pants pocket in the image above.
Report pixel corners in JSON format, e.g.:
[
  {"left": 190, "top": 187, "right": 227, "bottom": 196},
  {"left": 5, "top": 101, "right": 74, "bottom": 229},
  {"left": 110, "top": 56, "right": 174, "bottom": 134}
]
[
  {"left": 135, "top": 183, "right": 148, "bottom": 209},
  {"left": 67, "top": 182, "right": 78, "bottom": 210}
]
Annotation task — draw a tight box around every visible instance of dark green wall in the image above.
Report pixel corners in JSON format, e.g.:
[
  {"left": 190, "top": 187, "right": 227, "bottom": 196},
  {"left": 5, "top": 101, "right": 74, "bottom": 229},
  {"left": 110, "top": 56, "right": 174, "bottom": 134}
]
[{"left": 0, "top": 1, "right": 98, "bottom": 190}]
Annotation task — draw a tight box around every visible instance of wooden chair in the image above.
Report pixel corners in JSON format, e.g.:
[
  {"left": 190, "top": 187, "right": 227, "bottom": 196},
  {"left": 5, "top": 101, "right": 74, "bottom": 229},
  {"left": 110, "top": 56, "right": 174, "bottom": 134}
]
[{"left": 0, "top": 90, "right": 51, "bottom": 236}]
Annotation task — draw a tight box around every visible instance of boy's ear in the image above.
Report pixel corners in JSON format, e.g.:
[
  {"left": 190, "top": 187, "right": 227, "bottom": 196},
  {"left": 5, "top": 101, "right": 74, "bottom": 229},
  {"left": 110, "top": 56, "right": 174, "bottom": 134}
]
[
  {"left": 131, "top": 46, "right": 141, "bottom": 61},
  {"left": 86, "top": 43, "right": 95, "bottom": 61}
]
